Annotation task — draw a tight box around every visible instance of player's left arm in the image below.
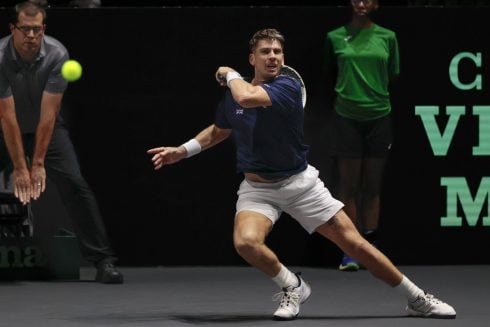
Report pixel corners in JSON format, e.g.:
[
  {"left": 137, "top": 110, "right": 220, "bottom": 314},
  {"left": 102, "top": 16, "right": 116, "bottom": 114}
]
[
  {"left": 30, "top": 91, "right": 63, "bottom": 198},
  {"left": 215, "top": 67, "right": 272, "bottom": 108}
]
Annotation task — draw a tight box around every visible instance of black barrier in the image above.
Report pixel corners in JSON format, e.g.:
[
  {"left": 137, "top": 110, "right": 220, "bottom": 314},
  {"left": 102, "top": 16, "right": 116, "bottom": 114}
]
[{"left": 0, "top": 6, "right": 488, "bottom": 266}]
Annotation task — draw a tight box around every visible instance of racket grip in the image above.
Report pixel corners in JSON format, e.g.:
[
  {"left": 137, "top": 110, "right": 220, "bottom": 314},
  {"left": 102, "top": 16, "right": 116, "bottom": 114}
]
[{"left": 217, "top": 74, "right": 226, "bottom": 85}]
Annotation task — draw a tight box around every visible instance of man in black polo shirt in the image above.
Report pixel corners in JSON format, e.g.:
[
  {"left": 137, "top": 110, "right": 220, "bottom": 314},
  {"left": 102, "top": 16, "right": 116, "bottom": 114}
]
[{"left": 0, "top": 1, "right": 123, "bottom": 283}]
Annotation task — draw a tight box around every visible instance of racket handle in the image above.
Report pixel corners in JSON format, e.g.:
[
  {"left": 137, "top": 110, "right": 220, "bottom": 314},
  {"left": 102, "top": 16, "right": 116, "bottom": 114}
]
[{"left": 216, "top": 73, "right": 226, "bottom": 85}]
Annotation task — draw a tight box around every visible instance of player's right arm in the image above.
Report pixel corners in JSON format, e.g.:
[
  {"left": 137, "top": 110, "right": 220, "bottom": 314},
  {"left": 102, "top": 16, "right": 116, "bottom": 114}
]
[
  {"left": 215, "top": 66, "right": 272, "bottom": 108},
  {"left": 147, "top": 124, "right": 231, "bottom": 170},
  {"left": 0, "top": 96, "right": 32, "bottom": 204}
]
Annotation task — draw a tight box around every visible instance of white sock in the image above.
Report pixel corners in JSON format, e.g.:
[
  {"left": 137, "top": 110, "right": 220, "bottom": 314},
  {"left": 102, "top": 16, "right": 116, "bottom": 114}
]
[
  {"left": 272, "top": 264, "right": 298, "bottom": 289},
  {"left": 395, "top": 275, "right": 424, "bottom": 301}
]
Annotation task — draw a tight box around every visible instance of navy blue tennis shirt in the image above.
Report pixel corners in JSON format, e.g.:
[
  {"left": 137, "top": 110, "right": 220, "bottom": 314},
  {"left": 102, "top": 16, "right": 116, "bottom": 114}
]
[{"left": 215, "top": 76, "right": 309, "bottom": 179}]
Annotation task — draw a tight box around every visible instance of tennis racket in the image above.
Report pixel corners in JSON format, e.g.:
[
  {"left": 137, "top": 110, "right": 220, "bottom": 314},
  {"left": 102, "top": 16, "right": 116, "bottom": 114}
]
[{"left": 278, "top": 65, "right": 307, "bottom": 109}]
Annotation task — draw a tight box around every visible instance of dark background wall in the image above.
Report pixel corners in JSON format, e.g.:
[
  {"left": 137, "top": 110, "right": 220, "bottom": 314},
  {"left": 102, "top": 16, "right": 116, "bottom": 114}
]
[{"left": 1, "top": 6, "right": 488, "bottom": 266}]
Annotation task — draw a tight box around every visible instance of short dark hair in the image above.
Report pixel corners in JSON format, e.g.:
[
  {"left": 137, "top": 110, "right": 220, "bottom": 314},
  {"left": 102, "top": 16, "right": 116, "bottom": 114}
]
[
  {"left": 249, "top": 28, "right": 285, "bottom": 53},
  {"left": 11, "top": 1, "right": 47, "bottom": 25}
]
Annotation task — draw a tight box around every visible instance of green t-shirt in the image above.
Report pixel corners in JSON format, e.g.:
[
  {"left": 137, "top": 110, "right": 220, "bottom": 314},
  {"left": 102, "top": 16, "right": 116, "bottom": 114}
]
[{"left": 324, "top": 24, "right": 400, "bottom": 121}]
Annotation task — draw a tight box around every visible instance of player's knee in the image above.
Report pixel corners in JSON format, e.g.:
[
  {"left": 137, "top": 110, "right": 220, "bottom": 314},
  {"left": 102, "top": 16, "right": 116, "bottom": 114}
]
[{"left": 234, "top": 232, "right": 262, "bottom": 257}]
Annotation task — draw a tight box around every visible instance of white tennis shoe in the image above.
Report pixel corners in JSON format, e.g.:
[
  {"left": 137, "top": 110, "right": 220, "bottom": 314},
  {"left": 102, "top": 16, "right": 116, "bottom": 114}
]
[
  {"left": 406, "top": 291, "right": 456, "bottom": 319},
  {"left": 272, "top": 273, "right": 311, "bottom": 320}
]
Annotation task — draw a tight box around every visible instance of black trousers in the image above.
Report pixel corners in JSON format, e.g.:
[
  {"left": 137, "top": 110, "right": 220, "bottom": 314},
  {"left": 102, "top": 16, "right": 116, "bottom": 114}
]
[{"left": 0, "top": 122, "right": 116, "bottom": 264}]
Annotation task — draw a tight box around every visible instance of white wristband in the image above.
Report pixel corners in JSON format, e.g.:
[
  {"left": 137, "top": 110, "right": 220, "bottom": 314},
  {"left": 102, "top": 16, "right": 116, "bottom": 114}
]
[
  {"left": 226, "top": 71, "right": 243, "bottom": 87},
  {"left": 182, "top": 139, "right": 202, "bottom": 158}
]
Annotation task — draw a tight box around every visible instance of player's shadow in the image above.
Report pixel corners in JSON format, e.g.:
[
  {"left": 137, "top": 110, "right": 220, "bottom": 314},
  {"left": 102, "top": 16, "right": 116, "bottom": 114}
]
[
  {"left": 170, "top": 313, "right": 408, "bottom": 324},
  {"left": 169, "top": 313, "right": 271, "bottom": 323}
]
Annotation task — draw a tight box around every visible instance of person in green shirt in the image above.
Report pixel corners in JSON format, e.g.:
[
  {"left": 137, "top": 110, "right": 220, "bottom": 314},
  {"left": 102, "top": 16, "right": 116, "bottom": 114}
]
[{"left": 324, "top": 0, "right": 400, "bottom": 271}]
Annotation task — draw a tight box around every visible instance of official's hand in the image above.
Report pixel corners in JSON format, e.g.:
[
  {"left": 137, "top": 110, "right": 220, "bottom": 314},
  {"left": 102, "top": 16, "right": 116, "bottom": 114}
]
[
  {"left": 147, "top": 146, "right": 187, "bottom": 170},
  {"left": 30, "top": 165, "right": 46, "bottom": 200},
  {"left": 12, "top": 167, "right": 32, "bottom": 205}
]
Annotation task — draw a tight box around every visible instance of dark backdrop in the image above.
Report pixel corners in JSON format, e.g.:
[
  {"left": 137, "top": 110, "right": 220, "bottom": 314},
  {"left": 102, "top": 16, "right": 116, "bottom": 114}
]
[{"left": 1, "top": 6, "right": 488, "bottom": 266}]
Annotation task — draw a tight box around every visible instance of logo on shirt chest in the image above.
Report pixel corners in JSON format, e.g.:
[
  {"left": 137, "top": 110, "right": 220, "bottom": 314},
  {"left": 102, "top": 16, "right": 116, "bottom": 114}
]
[{"left": 235, "top": 106, "right": 244, "bottom": 115}]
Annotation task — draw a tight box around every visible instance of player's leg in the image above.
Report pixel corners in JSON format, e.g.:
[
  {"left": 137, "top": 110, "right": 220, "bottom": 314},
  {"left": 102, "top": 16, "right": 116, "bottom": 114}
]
[
  {"left": 233, "top": 211, "right": 310, "bottom": 321},
  {"left": 233, "top": 210, "right": 278, "bottom": 276},
  {"left": 316, "top": 211, "right": 456, "bottom": 318},
  {"left": 234, "top": 180, "right": 309, "bottom": 320},
  {"left": 317, "top": 210, "right": 401, "bottom": 284}
]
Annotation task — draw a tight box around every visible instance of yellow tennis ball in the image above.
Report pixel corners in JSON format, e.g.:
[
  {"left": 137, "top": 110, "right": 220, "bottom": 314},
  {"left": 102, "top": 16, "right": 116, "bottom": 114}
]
[{"left": 61, "top": 59, "right": 82, "bottom": 82}]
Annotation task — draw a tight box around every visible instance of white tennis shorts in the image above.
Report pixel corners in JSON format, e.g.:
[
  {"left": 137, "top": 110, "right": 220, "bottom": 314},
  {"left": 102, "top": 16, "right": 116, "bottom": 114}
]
[{"left": 236, "top": 165, "right": 344, "bottom": 234}]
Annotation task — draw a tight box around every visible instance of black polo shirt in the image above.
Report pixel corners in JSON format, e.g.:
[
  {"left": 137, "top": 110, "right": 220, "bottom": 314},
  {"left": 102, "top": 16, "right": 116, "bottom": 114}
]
[{"left": 0, "top": 35, "right": 68, "bottom": 133}]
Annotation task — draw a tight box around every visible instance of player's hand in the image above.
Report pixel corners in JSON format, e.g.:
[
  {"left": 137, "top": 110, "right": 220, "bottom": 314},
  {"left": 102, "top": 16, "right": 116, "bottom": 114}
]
[
  {"left": 30, "top": 164, "right": 46, "bottom": 200},
  {"left": 147, "top": 146, "right": 187, "bottom": 170},
  {"left": 215, "top": 66, "right": 236, "bottom": 86},
  {"left": 12, "top": 167, "right": 32, "bottom": 205}
]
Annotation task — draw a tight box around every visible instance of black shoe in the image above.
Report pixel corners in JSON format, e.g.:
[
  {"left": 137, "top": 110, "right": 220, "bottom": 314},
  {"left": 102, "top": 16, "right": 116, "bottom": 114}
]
[{"left": 95, "top": 262, "right": 124, "bottom": 284}]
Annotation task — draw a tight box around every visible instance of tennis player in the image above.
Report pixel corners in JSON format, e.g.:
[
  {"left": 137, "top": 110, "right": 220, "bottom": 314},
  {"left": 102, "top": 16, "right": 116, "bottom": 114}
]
[{"left": 148, "top": 28, "right": 456, "bottom": 321}]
